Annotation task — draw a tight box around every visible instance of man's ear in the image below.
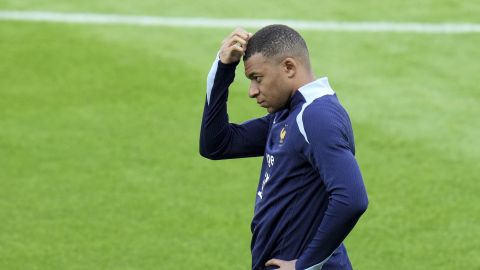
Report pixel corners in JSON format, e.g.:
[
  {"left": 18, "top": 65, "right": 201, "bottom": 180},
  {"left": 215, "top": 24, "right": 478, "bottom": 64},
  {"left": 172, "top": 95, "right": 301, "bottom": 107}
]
[{"left": 282, "top": 58, "right": 297, "bottom": 78}]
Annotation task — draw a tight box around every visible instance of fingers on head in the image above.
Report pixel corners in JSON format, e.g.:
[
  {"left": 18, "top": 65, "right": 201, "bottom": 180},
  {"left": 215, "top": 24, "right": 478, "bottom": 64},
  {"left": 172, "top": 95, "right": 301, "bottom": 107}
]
[
  {"left": 231, "top": 45, "right": 245, "bottom": 56},
  {"left": 231, "top": 27, "right": 251, "bottom": 40},
  {"left": 230, "top": 36, "right": 248, "bottom": 48},
  {"left": 223, "top": 36, "right": 246, "bottom": 49}
]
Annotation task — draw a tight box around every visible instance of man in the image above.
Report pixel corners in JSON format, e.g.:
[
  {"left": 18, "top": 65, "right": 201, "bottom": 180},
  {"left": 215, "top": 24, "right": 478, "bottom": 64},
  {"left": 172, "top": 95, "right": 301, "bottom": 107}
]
[{"left": 199, "top": 25, "right": 368, "bottom": 270}]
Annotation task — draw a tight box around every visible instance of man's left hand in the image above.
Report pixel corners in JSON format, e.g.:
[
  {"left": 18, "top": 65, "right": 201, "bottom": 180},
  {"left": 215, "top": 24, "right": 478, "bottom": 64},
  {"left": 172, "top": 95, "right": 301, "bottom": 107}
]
[{"left": 265, "top": 258, "right": 297, "bottom": 270}]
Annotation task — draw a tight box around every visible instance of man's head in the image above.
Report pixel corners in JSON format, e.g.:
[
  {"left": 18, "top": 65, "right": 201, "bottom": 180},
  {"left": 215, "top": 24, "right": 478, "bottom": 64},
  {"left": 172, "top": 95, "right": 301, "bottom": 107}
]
[{"left": 244, "top": 24, "right": 313, "bottom": 113}]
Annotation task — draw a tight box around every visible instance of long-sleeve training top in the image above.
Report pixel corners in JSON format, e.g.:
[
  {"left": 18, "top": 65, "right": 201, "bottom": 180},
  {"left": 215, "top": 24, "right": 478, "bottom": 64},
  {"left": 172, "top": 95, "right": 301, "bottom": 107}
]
[{"left": 200, "top": 56, "right": 368, "bottom": 270}]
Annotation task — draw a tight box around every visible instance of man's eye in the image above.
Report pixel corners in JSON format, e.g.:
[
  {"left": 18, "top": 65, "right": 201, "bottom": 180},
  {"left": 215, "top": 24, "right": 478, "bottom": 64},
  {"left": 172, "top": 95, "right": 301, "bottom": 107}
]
[{"left": 255, "top": 76, "right": 262, "bottom": 83}]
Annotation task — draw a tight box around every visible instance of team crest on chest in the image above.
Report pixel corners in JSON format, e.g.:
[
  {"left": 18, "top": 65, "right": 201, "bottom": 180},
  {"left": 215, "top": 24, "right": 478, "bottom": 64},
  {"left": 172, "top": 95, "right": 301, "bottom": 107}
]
[{"left": 279, "top": 125, "right": 287, "bottom": 144}]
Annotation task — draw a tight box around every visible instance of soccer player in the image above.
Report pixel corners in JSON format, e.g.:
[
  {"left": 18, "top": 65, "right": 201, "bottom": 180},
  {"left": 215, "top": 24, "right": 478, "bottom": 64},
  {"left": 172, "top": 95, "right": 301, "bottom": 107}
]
[{"left": 199, "top": 25, "right": 368, "bottom": 270}]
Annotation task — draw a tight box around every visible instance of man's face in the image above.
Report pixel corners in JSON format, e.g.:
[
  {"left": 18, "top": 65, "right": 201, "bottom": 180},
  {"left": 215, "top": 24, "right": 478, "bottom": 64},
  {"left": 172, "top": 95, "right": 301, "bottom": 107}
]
[{"left": 244, "top": 53, "right": 293, "bottom": 113}]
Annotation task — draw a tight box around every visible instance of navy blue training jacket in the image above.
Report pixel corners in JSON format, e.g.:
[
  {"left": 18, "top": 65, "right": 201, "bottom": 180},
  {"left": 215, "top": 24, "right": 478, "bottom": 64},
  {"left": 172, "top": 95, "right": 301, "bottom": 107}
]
[{"left": 199, "top": 56, "right": 368, "bottom": 270}]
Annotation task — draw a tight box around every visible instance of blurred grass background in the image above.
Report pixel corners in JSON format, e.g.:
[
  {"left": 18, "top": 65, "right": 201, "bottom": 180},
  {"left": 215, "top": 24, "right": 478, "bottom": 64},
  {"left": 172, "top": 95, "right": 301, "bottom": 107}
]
[
  {"left": 2, "top": 0, "right": 480, "bottom": 22},
  {"left": 1, "top": 1, "right": 479, "bottom": 269}
]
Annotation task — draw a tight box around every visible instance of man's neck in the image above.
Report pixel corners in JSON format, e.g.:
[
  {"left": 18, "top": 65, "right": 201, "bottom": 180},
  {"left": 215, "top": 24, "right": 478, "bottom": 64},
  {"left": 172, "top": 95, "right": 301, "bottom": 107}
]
[{"left": 290, "top": 70, "right": 316, "bottom": 97}]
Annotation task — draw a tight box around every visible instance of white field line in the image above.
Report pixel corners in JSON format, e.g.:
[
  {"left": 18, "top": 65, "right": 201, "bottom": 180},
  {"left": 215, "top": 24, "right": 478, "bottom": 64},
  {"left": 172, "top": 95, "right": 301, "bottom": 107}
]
[{"left": 1, "top": 11, "right": 480, "bottom": 34}]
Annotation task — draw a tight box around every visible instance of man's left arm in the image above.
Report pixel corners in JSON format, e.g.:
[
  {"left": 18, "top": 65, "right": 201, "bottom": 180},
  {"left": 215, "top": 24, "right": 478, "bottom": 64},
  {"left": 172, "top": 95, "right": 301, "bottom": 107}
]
[{"left": 295, "top": 103, "right": 369, "bottom": 270}]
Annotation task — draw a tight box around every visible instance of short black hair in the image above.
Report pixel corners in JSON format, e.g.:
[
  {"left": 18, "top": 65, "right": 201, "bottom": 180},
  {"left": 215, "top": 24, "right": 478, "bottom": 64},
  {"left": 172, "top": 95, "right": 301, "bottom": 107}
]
[{"left": 244, "top": 24, "right": 310, "bottom": 67}]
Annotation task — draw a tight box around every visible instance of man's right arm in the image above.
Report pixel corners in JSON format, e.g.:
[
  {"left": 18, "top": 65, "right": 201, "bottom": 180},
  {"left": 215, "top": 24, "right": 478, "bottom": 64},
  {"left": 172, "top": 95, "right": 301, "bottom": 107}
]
[{"left": 199, "top": 29, "right": 271, "bottom": 160}]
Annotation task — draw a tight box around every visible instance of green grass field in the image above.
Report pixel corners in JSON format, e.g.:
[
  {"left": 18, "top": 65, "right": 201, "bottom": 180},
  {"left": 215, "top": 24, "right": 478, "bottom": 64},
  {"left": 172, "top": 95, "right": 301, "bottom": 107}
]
[{"left": 1, "top": 1, "right": 480, "bottom": 269}]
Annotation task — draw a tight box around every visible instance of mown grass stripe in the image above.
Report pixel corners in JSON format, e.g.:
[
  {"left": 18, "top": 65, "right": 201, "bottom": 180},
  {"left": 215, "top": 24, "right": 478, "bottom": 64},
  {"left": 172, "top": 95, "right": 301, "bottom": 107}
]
[{"left": 1, "top": 11, "right": 480, "bottom": 34}]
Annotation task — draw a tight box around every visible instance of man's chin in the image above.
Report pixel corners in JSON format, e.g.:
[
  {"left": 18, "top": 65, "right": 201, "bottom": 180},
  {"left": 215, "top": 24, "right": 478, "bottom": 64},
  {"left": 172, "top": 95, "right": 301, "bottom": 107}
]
[
  {"left": 266, "top": 107, "right": 279, "bottom": 114},
  {"left": 266, "top": 105, "right": 286, "bottom": 113}
]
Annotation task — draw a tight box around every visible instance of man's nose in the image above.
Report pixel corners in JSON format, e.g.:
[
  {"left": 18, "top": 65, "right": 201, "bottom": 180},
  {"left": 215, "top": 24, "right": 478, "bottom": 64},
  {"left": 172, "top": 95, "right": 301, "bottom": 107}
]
[{"left": 249, "top": 83, "right": 260, "bottom": 98}]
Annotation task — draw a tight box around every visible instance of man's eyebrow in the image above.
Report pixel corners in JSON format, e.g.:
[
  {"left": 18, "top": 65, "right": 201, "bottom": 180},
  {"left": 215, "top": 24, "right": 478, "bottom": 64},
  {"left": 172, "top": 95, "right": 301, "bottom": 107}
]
[{"left": 246, "top": 72, "right": 259, "bottom": 79}]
